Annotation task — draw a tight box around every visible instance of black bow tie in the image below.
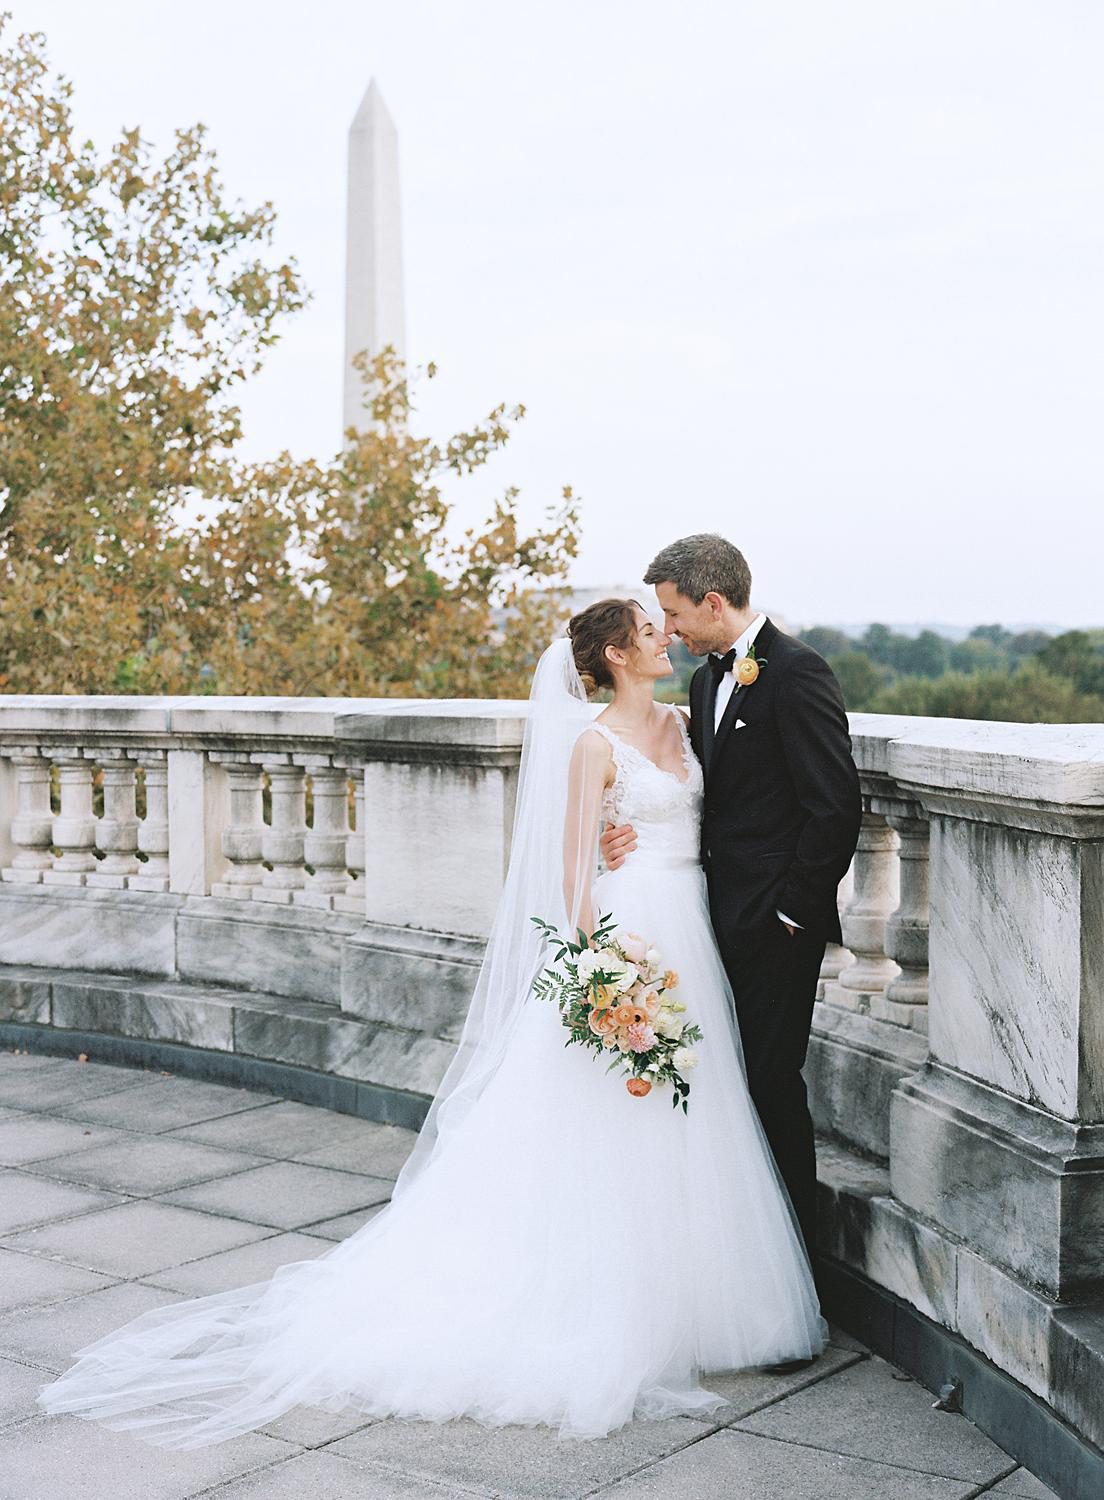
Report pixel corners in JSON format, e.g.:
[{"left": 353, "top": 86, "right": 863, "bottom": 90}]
[{"left": 708, "top": 648, "right": 737, "bottom": 685}]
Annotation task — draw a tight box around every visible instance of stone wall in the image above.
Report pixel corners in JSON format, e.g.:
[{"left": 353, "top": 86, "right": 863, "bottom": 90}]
[{"left": 1, "top": 695, "right": 1102, "bottom": 1462}]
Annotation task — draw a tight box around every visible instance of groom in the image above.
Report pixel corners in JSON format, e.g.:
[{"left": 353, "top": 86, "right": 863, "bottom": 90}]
[{"left": 601, "top": 534, "right": 861, "bottom": 1275}]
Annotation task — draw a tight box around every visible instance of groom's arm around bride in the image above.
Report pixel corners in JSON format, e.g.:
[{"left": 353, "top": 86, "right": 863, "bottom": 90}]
[{"left": 606, "top": 534, "right": 861, "bottom": 1272}]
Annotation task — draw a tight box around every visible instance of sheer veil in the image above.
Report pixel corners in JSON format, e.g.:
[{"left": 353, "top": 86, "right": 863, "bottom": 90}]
[
  {"left": 36, "top": 634, "right": 601, "bottom": 1447},
  {"left": 395, "top": 635, "right": 595, "bottom": 1193}
]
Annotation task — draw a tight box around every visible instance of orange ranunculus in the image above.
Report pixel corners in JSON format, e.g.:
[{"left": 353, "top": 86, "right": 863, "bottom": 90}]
[
  {"left": 662, "top": 970, "right": 679, "bottom": 990},
  {"left": 733, "top": 656, "right": 759, "bottom": 685},
  {"left": 588, "top": 1007, "right": 617, "bottom": 1038},
  {"left": 626, "top": 1077, "right": 652, "bottom": 1097},
  {"left": 611, "top": 1003, "right": 646, "bottom": 1028}
]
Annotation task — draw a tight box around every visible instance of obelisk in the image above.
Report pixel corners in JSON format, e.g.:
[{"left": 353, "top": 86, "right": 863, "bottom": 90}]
[{"left": 343, "top": 81, "right": 406, "bottom": 437}]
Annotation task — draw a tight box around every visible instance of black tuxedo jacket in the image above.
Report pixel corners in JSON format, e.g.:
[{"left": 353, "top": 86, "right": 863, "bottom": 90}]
[{"left": 689, "top": 618, "right": 861, "bottom": 949}]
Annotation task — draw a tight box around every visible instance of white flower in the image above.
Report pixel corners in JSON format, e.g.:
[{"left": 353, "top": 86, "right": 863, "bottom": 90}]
[
  {"left": 573, "top": 950, "right": 602, "bottom": 981},
  {"left": 645, "top": 947, "right": 660, "bottom": 968},
  {"left": 672, "top": 1046, "right": 699, "bottom": 1074},
  {"left": 654, "top": 1010, "right": 685, "bottom": 1040},
  {"left": 598, "top": 953, "right": 639, "bottom": 992},
  {"left": 577, "top": 948, "right": 637, "bottom": 992}
]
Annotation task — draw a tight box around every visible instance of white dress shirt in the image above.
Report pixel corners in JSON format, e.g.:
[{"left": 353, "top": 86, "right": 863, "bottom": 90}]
[
  {"left": 713, "top": 613, "right": 767, "bottom": 731},
  {"left": 709, "top": 613, "right": 802, "bottom": 932}
]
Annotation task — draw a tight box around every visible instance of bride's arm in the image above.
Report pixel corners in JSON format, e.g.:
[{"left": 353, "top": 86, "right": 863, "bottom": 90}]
[{"left": 563, "top": 728, "right": 612, "bottom": 935}]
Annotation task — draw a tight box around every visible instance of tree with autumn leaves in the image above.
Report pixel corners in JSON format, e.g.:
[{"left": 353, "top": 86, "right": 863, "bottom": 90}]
[{"left": 0, "top": 17, "right": 578, "bottom": 698}]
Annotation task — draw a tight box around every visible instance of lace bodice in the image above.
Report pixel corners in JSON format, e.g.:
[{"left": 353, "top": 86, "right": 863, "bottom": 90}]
[{"left": 592, "top": 706, "right": 703, "bottom": 869}]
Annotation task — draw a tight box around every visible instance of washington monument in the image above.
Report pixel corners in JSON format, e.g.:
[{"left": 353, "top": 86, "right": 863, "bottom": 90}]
[{"left": 343, "top": 81, "right": 406, "bottom": 438}]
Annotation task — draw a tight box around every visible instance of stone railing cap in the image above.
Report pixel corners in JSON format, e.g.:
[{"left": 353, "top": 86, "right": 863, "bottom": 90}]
[
  {"left": 851, "top": 715, "right": 1104, "bottom": 807},
  {"left": 334, "top": 700, "right": 531, "bottom": 748}
]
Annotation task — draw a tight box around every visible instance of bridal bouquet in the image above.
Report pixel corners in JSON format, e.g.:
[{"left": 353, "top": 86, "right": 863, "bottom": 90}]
[{"left": 530, "top": 913, "right": 703, "bottom": 1111}]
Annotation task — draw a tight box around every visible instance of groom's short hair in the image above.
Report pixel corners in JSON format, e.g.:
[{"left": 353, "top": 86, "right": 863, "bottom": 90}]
[{"left": 644, "top": 534, "right": 752, "bottom": 608}]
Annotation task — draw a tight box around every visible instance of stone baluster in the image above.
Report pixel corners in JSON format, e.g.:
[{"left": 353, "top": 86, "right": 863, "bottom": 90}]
[
  {"left": 333, "top": 764, "right": 366, "bottom": 915},
  {"left": 0, "top": 749, "right": 55, "bottom": 883},
  {"left": 86, "top": 750, "right": 139, "bottom": 887},
  {"left": 131, "top": 751, "right": 170, "bottom": 892},
  {"left": 873, "top": 803, "right": 930, "bottom": 1030},
  {"left": 295, "top": 756, "right": 351, "bottom": 908},
  {"left": 823, "top": 810, "right": 900, "bottom": 1012},
  {"left": 254, "top": 755, "right": 307, "bottom": 902},
  {"left": 817, "top": 863, "right": 854, "bottom": 1001},
  {"left": 209, "top": 754, "right": 266, "bottom": 899},
  {"left": 43, "top": 750, "right": 98, "bottom": 884}
]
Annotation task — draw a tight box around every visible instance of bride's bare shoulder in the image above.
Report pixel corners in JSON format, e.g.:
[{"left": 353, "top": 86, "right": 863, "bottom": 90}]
[
  {"left": 570, "top": 725, "right": 615, "bottom": 782},
  {"left": 573, "top": 724, "right": 613, "bottom": 756}
]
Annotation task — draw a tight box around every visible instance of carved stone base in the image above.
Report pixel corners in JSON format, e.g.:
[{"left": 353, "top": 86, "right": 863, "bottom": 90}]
[
  {"left": 818, "top": 1136, "right": 1104, "bottom": 1466},
  {"left": 807, "top": 1003, "right": 927, "bottom": 1158},
  {"left": 340, "top": 922, "right": 483, "bottom": 1044},
  {"left": 891, "top": 1063, "right": 1104, "bottom": 1298}
]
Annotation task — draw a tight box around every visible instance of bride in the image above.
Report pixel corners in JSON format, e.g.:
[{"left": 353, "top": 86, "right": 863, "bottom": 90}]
[{"left": 37, "top": 598, "right": 825, "bottom": 1448}]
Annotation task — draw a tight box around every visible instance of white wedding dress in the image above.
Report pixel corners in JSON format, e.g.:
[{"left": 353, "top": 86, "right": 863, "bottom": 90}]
[{"left": 38, "top": 703, "right": 825, "bottom": 1447}]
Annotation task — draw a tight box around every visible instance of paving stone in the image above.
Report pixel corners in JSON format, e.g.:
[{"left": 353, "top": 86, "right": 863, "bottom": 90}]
[
  {"left": 53, "top": 1075, "right": 272, "bottom": 1133},
  {"left": 0, "top": 1248, "right": 115, "bottom": 1314},
  {"left": 0, "top": 1280, "right": 187, "bottom": 1374},
  {"left": 0, "top": 1113, "right": 131, "bottom": 1167},
  {"left": 1, "top": 1414, "right": 291, "bottom": 1500},
  {"left": 0, "top": 1168, "right": 124, "bottom": 1235},
  {"left": 140, "top": 1230, "right": 331, "bottom": 1297},
  {"left": 1, "top": 1199, "right": 273, "bottom": 1278},
  {"left": 292, "top": 1122, "right": 418, "bottom": 1179},
  {"left": 330, "top": 1415, "right": 712, "bottom": 1499},
  {"left": 301, "top": 1203, "right": 388, "bottom": 1242},
  {"left": 691, "top": 1344, "right": 863, "bottom": 1422},
  {"left": 989, "top": 1469, "right": 1062, "bottom": 1498},
  {"left": 32, "top": 1135, "right": 267, "bottom": 1196},
  {"left": 0, "top": 1356, "right": 53, "bottom": 1431},
  {"left": 827, "top": 1321, "right": 870, "bottom": 1354},
  {"left": 155, "top": 1160, "right": 395, "bottom": 1230},
  {"left": 0, "top": 1058, "right": 150, "bottom": 1112},
  {"left": 169, "top": 1100, "right": 395, "bottom": 1159},
  {"left": 601, "top": 1427, "right": 976, "bottom": 1498},
  {"left": 204, "top": 1448, "right": 469, "bottom": 1499},
  {"left": 259, "top": 1404, "right": 379, "bottom": 1450},
  {"left": 736, "top": 1355, "right": 1012, "bottom": 1484}
]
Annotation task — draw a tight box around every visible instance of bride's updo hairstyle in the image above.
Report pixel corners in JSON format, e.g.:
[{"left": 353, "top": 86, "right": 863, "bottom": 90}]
[{"left": 567, "top": 598, "right": 644, "bottom": 697}]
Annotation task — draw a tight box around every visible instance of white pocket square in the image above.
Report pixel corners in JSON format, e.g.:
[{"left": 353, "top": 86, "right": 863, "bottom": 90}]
[{"left": 734, "top": 719, "right": 747, "bottom": 730}]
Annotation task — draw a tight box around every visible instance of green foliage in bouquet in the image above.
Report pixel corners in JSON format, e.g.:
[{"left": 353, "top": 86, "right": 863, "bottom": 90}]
[{"left": 531, "top": 915, "right": 704, "bottom": 1112}]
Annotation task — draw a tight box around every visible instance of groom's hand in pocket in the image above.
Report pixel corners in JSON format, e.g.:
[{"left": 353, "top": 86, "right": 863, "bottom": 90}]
[{"left": 600, "top": 823, "right": 637, "bottom": 870}]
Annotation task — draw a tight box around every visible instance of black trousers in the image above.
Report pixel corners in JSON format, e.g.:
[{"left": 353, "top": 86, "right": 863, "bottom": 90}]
[{"left": 714, "top": 912, "right": 825, "bottom": 1270}]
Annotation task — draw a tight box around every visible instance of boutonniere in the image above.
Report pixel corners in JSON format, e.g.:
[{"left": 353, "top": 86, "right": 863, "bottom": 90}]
[{"left": 732, "top": 640, "right": 767, "bottom": 686}]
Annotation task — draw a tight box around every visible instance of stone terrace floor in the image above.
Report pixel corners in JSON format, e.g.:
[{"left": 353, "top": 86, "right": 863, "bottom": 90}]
[{"left": 0, "top": 1052, "right": 1059, "bottom": 1500}]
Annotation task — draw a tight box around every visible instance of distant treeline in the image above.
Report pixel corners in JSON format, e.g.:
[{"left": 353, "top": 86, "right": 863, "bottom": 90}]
[{"left": 657, "top": 625, "right": 1104, "bottom": 723}]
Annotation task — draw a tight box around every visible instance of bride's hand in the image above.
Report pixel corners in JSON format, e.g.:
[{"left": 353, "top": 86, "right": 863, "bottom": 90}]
[{"left": 600, "top": 822, "right": 636, "bottom": 870}]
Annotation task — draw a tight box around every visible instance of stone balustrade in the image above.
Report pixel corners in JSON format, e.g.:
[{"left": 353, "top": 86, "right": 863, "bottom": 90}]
[{"left": 0, "top": 694, "right": 1101, "bottom": 1485}]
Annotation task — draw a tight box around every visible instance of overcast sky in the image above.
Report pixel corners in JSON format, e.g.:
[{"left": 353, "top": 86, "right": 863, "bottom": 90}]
[{"left": 13, "top": 1, "right": 1104, "bottom": 627}]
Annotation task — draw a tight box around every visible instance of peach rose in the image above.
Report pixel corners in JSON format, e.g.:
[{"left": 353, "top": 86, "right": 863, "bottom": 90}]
[
  {"left": 626, "top": 1077, "right": 652, "bottom": 1097},
  {"left": 616, "top": 931, "right": 649, "bottom": 965},
  {"left": 642, "top": 990, "right": 662, "bottom": 1020},
  {"left": 588, "top": 1007, "right": 617, "bottom": 1038}
]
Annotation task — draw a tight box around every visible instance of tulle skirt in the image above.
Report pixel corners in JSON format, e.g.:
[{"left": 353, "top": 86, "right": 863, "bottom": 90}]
[{"left": 37, "top": 857, "right": 825, "bottom": 1447}]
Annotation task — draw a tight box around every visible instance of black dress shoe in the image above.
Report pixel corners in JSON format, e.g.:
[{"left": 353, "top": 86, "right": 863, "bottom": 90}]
[{"left": 760, "top": 1355, "right": 819, "bottom": 1375}]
